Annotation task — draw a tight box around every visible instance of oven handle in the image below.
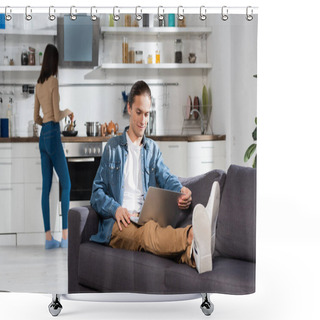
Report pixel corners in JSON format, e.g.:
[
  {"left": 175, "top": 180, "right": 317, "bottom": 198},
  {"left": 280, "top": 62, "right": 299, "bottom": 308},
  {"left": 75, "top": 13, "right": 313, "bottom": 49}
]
[{"left": 67, "top": 157, "right": 95, "bottom": 163}]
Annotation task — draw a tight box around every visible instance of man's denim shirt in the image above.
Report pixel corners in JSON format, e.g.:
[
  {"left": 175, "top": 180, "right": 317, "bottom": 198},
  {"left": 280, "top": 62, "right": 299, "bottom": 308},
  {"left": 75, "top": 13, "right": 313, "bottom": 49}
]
[{"left": 90, "top": 127, "right": 183, "bottom": 245}]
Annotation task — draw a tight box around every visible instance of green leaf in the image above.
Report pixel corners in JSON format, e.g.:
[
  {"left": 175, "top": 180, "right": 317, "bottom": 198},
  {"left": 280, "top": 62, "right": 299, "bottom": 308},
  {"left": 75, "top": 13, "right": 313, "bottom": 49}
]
[
  {"left": 244, "top": 143, "right": 256, "bottom": 162},
  {"left": 252, "top": 154, "right": 257, "bottom": 168},
  {"left": 252, "top": 127, "right": 257, "bottom": 141}
]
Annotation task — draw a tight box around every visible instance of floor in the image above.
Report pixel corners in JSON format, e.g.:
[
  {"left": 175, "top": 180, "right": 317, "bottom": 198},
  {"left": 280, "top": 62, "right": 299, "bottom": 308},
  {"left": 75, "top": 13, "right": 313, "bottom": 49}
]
[{"left": 0, "top": 245, "right": 67, "bottom": 293}]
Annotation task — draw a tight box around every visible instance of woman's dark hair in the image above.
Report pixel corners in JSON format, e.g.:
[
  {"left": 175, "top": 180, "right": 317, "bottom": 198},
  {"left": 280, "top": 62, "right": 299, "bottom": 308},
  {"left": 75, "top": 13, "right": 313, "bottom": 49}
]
[
  {"left": 128, "top": 80, "right": 152, "bottom": 108},
  {"left": 37, "top": 44, "right": 59, "bottom": 84}
]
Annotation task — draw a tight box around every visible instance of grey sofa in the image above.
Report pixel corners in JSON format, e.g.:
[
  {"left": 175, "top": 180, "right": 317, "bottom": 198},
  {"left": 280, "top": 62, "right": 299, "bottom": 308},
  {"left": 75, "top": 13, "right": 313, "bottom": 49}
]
[{"left": 68, "top": 165, "right": 256, "bottom": 314}]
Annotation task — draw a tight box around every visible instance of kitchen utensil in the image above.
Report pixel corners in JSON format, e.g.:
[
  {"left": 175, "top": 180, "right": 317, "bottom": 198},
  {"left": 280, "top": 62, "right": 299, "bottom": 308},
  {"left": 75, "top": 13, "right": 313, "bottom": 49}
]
[
  {"left": 185, "top": 95, "right": 192, "bottom": 120},
  {"left": 101, "top": 123, "right": 107, "bottom": 136},
  {"left": 193, "top": 96, "right": 200, "bottom": 119},
  {"left": 62, "top": 130, "right": 78, "bottom": 137},
  {"left": 202, "top": 85, "right": 208, "bottom": 117},
  {"left": 84, "top": 121, "right": 101, "bottom": 136},
  {"left": 107, "top": 121, "right": 119, "bottom": 135}
]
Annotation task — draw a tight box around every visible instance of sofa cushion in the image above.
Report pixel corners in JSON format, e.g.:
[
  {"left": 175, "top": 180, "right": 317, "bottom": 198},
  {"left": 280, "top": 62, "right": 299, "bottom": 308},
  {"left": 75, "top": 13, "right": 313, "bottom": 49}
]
[
  {"left": 78, "top": 242, "right": 255, "bottom": 294},
  {"left": 177, "top": 169, "right": 226, "bottom": 228},
  {"left": 215, "top": 165, "right": 256, "bottom": 262}
]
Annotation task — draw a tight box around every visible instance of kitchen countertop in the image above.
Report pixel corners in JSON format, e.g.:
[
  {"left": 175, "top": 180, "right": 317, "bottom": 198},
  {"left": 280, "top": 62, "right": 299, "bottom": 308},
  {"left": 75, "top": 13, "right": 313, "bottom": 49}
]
[{"left": 0, "top": 134, "right": 226, "bottom": 143}]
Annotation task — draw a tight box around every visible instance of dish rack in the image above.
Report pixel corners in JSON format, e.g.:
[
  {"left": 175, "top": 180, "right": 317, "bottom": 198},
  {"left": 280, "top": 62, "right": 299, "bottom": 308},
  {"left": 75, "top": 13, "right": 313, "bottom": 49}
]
[{"left": 181, "top": 105, "right": 212, "bottom": 135}]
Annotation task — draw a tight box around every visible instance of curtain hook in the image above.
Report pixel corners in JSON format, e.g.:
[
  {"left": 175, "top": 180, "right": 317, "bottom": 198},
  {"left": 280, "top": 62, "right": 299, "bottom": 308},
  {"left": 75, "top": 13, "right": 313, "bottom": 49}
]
[
  {"left": 113, "top": 6, "right": 120, "bottom": 21},
  {"left": 135, "top": 6, "right": 142, "bottom": 21},
  {"left": 158, "top": 6, "right": 164, "bottom": 21},
  {"left": 70, "top": 6, "right": 77, "bottom": 21},
  {"left": 246, "top": 6, "right": 253, "bottom": 21},
  {"left": 91, "top": 6, "right": 97, "bottom": 21},
  {"left": 5, "top": 6, "right": 12, "bottom": 21},
  {"left": 221, "top": 6, "right": 228, "bottom": 21},
  {"left": 25, "top": 6, "right": 32, "bottom": 21},
  {"left": 177, "top": 6, "right": 184, "bottom": 21},
  {"left": 200, "top": 6, "right": 207, "bottom": 21},
  {"left": 49, "top": 6, "right": 56, "bottom": 21}
]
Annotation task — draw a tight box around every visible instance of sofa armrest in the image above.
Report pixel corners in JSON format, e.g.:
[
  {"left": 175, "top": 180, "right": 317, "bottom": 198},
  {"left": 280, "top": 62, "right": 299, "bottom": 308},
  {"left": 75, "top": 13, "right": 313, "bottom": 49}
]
[{"left": 68, "top": 205, "right": 99, "bottom": 292}]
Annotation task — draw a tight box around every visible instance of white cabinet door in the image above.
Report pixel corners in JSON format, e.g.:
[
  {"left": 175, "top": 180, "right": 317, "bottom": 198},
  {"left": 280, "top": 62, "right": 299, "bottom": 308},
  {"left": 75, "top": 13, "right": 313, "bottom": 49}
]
[
  {"left": 187, "top": 141, "right": 226, "bottom": 177},
  {"left": 157, "top": 141, "right": 188, "bottom": 178},
  {"left": 24, "top": 158, "right": 42, "bottom": 183},
  {"left": 24, "top": 183, "right": 60, "bottom": 233},
  {"left": 0, "top": 143, "right": 12, "bottom": 158},
  {"left": 0, "top": 184, "right": 24, "bottom": 233},
  {"left": 0, "top": 158, "right": 24, "bottom": 184}
]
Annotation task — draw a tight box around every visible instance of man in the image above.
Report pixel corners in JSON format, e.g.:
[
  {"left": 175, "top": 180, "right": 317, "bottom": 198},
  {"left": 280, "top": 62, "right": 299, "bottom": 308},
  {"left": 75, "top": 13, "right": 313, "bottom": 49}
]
[{"left": 90, "top": 80, "right": 220, "bottom": 274}]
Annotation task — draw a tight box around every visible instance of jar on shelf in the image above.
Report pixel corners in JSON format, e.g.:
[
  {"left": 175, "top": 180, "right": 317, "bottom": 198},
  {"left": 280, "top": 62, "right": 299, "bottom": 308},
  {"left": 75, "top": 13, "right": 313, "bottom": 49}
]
[
  {"left": 39, "top": 52, "right": 43, "bottom": 65},
  {"left": 122, "top": 37, "right": 129, "bottom": 63},
  {"left": 21, "top": 48, "right": 28, "bottom": 65},
  {"left": 135, "top": 50, "right": 143, "bottom": 64},
  {"left": 128, "top": 47, "right": 135, "bottom": 63},
  {"left": 147, "top": 54, "right": 153, "bottom": 64},
  {"left": 174, "top": 39, "right": 183, "bottom": 63},
  {"left": 155, "top": 49, "right": 160, "bottom": 64},
  {"left": 28, "top": 47, "right": 35, "bottom": 66}
]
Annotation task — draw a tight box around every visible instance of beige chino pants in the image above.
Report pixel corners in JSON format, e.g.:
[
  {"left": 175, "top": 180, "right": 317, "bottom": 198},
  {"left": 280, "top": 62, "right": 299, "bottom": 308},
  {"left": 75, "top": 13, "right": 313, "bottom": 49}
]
[{"left": 109, "top": 219, "right": 195, "bottom": 268}]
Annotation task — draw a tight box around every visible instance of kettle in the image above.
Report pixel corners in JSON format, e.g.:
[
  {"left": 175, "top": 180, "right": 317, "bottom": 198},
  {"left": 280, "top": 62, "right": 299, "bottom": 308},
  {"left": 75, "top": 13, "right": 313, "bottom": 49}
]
[{"left": 107, "top": 121, "right": 119, "bottom": 135}]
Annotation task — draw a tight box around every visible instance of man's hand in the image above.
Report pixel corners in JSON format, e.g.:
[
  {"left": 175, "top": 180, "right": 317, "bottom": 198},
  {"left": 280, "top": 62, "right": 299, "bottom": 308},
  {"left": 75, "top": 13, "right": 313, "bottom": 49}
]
[
  {"left": 178, "top": 186, "right": 192, "bottom": 210},
  {"left": 115, "top": 207, "right": 131, "bottom": 231}
]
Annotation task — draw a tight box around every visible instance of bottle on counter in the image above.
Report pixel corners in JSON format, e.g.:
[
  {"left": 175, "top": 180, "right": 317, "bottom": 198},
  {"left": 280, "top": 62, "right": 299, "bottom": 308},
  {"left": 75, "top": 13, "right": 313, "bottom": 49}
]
[
  {"left": 7, "top": 97, "right": 13, "bottom": 137},
  {"left": 128, "top": 47, "right": 135, "bottom": 63},
  {"left": 155, "top": 44, "right": 160, "bottom": 64}
]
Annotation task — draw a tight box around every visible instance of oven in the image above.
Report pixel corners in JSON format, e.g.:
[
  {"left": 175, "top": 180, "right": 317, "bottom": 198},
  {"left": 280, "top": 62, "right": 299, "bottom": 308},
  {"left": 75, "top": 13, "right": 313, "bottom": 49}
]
[{"left": 59, "top": 142, "right": 103, "bottom": 208}]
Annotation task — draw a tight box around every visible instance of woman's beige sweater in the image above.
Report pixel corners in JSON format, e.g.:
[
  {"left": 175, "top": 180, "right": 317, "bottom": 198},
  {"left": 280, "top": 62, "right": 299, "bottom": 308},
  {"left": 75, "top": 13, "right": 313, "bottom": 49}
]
[{"left": 34, "top": 75, "right": 71, "bottom": 125}]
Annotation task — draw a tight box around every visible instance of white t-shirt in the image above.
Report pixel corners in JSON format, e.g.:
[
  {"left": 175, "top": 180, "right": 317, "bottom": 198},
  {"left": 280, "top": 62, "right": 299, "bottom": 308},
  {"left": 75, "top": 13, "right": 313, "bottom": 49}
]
[{"left": 122, "top": 133, "right": 144, "bottom": 213}]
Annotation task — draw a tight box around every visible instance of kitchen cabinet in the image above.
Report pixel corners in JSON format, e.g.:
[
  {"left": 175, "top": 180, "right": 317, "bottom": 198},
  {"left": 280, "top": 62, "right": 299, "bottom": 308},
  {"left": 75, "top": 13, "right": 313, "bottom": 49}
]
[
  {"left": 85, "top": 26, "right": 212, "bottom": 79},
  {"left": 0, "top": 143, "right": 60, "bottom": 242},
  {"left": 157, "top": 141, "right": 188, "bottom": 178},
  {"left": 187, "top": 141, "right": 226, "bottom": 177}
]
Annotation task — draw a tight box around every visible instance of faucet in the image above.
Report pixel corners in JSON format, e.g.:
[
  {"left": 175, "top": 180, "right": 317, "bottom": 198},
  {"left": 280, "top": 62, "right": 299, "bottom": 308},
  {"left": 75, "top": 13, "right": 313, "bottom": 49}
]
[{"left": 190, "top": 109, "right": 205, "bottom": 135}]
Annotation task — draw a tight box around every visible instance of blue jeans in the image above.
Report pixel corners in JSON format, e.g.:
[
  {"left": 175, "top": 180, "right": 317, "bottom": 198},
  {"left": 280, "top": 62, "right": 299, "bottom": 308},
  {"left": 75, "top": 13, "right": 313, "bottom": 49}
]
[{"left": 39, "top": 121, "right": 71, "bottom": 232}]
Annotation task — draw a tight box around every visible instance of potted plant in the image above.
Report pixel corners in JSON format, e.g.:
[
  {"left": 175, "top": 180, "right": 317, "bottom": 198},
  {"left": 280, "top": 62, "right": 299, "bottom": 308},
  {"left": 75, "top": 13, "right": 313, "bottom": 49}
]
[{"left": 244, "top": 117, "right": 257, "bottom": 168}]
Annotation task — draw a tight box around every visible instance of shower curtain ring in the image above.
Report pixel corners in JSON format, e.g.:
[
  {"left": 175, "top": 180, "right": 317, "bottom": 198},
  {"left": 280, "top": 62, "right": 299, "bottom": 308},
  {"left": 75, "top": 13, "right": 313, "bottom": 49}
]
[
  {"left": 25, "top": 6, "right": 32, "bottom": 21},
  {"left": 221, "top": 6, "right": 228, "bottom": 21},
  {"left": 113, "top": 6, "right": 120, "bottom": 21},
  {"left": 177, "top": 6, "right": 184, "bottom": 21},
  {"left": 70, "top": 6, "right": 77, "bottom": 21},
  {"left": 91, "top": 6, "right": 97, "bottom": 21},
  {"left": 158, "top": 6, "right": 164, "bottom": 21},
  {"left": 49, "top": 6, "right": 56, "bottom": 21},
  {"left": 135, "top": 6, "right": 142, "bottom": 21},
  {"left": 200, "top": 6, "right": 207, "bottom": 21},
  {"left": 246, "top": 6, "right": 254, "bottom": 21},
  {"left": 5, "top": 6, "right": 12, "bottom": 21}
]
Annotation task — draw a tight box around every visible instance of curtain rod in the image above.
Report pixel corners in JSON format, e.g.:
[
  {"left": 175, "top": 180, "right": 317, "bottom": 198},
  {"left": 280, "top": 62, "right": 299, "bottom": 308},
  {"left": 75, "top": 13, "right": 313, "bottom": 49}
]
[{"left": 0, "top": 6, "right": 258, "bottom": 16}]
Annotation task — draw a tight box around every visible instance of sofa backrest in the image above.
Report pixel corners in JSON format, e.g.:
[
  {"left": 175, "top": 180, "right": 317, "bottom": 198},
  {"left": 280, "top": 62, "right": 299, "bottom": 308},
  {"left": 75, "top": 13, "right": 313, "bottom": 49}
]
[
  {"left": 177, "top": 169, "right": 227, "bottom": 228},
  {"left": 215, "top": 165, "right": 256, "bottom": 262}
]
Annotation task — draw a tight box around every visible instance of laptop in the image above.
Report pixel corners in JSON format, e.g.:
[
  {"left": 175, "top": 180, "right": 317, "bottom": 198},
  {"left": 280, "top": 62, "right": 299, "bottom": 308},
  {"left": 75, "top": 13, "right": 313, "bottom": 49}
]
[{"left": 130, "top": 187, "right": 184, "bottom": 228}]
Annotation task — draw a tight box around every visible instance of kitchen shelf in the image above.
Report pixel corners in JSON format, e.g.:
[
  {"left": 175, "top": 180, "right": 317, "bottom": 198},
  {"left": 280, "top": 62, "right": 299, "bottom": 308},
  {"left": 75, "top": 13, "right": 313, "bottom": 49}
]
[
  {"left": 101, "top": 26, "right": 212, "bottom": 36},
  {"left": 0, "top": 29, "right": 57, "bottom": 36},
  {"left": 0, "top": 66, "right": 41, "bottom": 72},
  {"left": 85, "top": 63, "right": 212, "bottom": 79}
]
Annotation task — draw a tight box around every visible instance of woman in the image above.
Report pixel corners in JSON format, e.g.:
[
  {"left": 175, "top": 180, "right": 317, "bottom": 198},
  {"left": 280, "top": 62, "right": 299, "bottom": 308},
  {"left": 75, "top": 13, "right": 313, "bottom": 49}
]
[{"left": 34, "top": 44, "right": 72, "bottom": 249}]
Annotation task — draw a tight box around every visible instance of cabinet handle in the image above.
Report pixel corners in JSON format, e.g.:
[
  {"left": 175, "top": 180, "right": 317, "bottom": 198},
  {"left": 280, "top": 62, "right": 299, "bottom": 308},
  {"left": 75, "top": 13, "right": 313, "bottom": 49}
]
[
  {"left": 0, "top": 162, "right": 12, "bottom": 165},
  {"left": 0, "top": 147, "right": 12, "bottom": 150},
  {"left": 36, "top": 162, "right": 41, "bottom": 165},
  {"left": 36, "top": 187, "right": 42, "bottom": 191},
  {"left": 201, "top": 161, "right": 214, "bottom": 164},
  {"left": 168, "top": 145, "right": 179, "bottom": 148},
  {"left": 0, "top": 187, "right": 13, "bottom": 191},
  {"left": 201, "top": 146, "right": 215, "bottom": 149}
]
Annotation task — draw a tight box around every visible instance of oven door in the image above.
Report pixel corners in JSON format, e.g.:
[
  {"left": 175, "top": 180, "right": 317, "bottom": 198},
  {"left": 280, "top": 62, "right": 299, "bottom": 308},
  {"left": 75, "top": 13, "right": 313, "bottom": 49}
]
[{"left": 59, "top": 156, "right": 101, "bottom": 206}]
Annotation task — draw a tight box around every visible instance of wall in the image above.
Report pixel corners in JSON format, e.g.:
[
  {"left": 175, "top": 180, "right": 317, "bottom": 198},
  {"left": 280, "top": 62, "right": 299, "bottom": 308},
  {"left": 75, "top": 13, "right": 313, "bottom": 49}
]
[{"left": 208, "top": 14, "right": 258, "bottom": 168}]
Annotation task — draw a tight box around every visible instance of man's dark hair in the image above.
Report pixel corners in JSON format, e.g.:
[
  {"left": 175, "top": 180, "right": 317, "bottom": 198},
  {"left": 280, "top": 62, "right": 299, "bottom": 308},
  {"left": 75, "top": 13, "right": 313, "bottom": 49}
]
[
  {"left": 128, "top": 80, "right": 152, "bottom": 108},
  {"left": 37, "top": 44, "right": 59, "bottom": 84}
]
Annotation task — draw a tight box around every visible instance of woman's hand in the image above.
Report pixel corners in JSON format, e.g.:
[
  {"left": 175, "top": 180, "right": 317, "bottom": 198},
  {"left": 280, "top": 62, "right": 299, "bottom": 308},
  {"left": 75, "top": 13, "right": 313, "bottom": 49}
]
[
  {"left": 68, "top": 112, "right": 74, "bottom": 123},
  {"left": 178, "top": 186, "right": 192, "bottom": 210},
  {"left": 115, "top": 207, "right": 131, "bottom": 231}
]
